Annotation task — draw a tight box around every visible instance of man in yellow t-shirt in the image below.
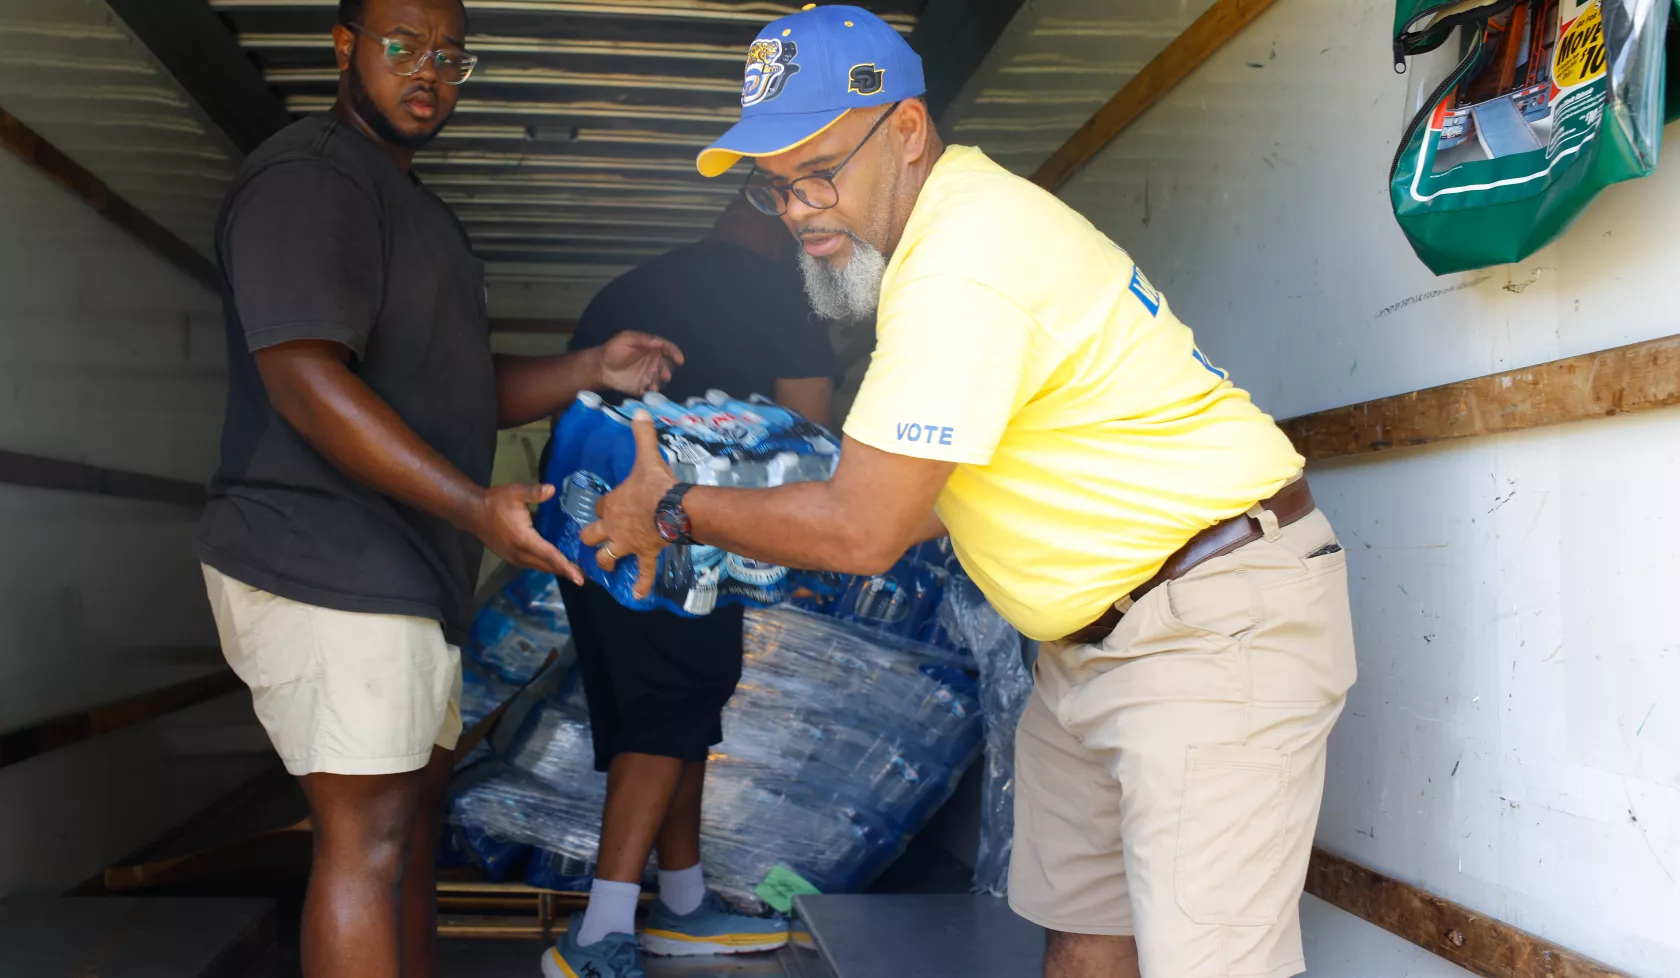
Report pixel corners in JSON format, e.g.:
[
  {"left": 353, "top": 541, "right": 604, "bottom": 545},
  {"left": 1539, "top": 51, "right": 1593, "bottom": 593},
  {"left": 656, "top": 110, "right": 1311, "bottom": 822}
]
[{"left": 586, "top": 7, "right": 1356, "bottom": 978}]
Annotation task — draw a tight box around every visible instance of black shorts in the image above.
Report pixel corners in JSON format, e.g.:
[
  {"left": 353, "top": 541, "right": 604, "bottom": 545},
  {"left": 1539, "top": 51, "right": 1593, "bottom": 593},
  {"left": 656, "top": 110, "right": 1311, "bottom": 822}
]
[{"left": 558, "top": 579, "right": 745, "bottom": 772}]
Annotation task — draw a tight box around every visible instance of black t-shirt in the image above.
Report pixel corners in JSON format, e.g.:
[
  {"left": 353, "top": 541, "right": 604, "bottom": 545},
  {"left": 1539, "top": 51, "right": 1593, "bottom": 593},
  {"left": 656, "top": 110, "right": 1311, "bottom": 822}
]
[
  {"left": 568, "top": 240, "right": 838, "bottom": 403},
  {"left": 198, "top": 115, "right": 496, "bottom": 644}
]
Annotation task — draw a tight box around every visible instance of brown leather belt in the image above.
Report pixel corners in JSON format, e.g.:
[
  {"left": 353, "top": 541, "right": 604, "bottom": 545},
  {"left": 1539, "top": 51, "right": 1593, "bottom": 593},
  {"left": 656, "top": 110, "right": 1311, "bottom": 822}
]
[{"left": 1060, "top": 477, "right": 1317, "bottom": 646}]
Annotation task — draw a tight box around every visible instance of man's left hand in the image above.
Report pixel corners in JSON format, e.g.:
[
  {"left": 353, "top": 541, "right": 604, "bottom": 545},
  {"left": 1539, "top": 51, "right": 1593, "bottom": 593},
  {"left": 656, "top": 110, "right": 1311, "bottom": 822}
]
[
  {"left": 580, "top": 412, "right": 678, "bottom": 598},
  {"left": 597, "top": 331, "right": 683, "bottom": 395}
]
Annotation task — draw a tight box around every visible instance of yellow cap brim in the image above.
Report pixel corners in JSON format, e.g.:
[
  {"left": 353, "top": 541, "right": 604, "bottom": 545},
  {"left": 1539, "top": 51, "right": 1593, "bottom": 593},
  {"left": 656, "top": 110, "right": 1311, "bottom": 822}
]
[{"left": 695, "top": 110, "right": 850, "bottom": 178}]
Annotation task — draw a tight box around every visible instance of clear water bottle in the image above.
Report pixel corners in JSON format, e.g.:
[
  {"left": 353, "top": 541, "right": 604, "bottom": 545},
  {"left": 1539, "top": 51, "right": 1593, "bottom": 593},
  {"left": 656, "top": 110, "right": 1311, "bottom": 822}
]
[{"left": 560, "top": 471, "right": 609, "bottom": 525}]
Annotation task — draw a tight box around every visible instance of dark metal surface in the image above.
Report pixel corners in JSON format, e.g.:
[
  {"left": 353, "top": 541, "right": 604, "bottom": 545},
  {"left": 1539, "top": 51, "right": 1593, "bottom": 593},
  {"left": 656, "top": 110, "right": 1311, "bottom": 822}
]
[
  {"left": 796, "top": 894, "right": 1044, "bottom": 978},
  {"left": 0, "top": 897, "right": 277, "bottom": 978},
  {"left": 436, "top": 940, "right": 836, "bottom": 978}
]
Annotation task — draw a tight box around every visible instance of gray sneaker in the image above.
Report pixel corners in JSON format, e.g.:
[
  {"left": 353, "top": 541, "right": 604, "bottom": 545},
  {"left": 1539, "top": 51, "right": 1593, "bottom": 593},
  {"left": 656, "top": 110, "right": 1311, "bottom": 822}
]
[
  {"left": 641, "top": 891, "right": 789, "bottom": 957},
  {"left": 541, "top": 914, "right": 644, "bottom": 978}
]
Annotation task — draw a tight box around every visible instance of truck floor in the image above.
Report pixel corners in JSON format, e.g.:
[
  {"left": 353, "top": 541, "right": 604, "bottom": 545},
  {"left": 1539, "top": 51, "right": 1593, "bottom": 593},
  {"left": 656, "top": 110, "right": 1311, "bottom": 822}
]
[{"left": 437, "top": 941, "right": 836, "bottom": 978}]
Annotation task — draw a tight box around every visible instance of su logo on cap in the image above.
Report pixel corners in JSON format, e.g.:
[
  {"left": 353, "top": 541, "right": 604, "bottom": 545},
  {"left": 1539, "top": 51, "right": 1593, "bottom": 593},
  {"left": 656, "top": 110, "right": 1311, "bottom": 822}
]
[
  {"left": 848, "top": 63, "right": 884, "bottom": 96},
  {"left": 742, "top": 38, "right": 800, "bottom": 107}
]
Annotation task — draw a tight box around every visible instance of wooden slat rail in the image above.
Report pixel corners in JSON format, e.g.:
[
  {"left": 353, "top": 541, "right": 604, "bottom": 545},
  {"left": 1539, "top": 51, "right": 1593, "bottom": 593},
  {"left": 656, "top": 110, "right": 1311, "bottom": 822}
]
[
  {"left": 0, "top": 449, "right": 208, "bottom": 509},
  {"left": 0, "top": 105, "right": 220, "bottom": 292},
  {"left": 1031, "top": 0, "right": 1279, "bottom": 192},
  {"left": 0, "top": 667, "right": 242, "bottom": 770},
  {"left": 1281, "top": 333, "right": 1680, "bottom": 462},
  {"left": 1307, "top": 848, "right": 1625, "bottom": 978}
]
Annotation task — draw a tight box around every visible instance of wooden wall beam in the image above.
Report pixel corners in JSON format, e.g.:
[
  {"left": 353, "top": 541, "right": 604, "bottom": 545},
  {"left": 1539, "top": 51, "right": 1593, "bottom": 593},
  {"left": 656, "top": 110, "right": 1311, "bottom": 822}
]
[
  {"left": 1282, "top": 333, "right": 1680, "bottom": 462},
  {"left": 0, "top": 667, "right": 242, "bottom": 770},
  {"left": 0, "top": 449, "right": 208, "bottom": 509},
  {"left": 1032, "top": 0, "right": 1279, "bottom": 192},
  {"left": 1307, "top": 848, "right": 1624, "bottom": 978},
  {"left": 0, "top": 105, "right": 220, "bottom": 292}
]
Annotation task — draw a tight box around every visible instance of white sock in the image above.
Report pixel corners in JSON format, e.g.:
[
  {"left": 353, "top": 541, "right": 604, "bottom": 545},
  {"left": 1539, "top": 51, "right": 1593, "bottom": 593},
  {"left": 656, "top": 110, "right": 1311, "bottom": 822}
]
[
  {"left": 577, "top": 878, "right": 640, "bottom": 947},
  {"left": 657, "top": 862, "right": 707, "bottom": 916}
]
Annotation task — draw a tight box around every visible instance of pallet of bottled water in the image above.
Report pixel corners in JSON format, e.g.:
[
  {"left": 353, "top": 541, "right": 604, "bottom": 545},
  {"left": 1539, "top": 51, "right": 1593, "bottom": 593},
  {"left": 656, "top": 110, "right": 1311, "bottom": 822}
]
[{"left": 537, "top": 388, "right": 841, "bottom": 616}]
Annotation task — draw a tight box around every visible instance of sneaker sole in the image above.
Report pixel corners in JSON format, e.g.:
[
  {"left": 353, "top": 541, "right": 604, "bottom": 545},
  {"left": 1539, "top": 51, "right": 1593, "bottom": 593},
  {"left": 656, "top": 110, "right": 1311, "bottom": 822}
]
[
  {"left": 540, "top": 947, "right": 582, "bottom": 978},
  {"left": 640, "top": 930, "right": 789, "bottom": 957}
]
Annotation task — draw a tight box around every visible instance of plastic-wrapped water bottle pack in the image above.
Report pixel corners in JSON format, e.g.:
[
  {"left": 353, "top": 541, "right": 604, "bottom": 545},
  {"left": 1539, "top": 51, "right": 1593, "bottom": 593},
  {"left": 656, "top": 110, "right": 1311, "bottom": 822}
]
[
  {"left": 449, "top": 605, "right": 983, "bottom": 908},
  {"left": 536, "top": 390, "right": 840, "bottom": 618},
  {"left": 467, "top": 569, "right": 572, "bottom": 685},
  {"left": 787, "top": 537, "right": 962, "bottom": 651},
  {"left": 936, "top": 574, "right": 1032, "bottom": 896},
  {"left": 782, "top": 538, "right": 1030, "bottom": 895}
]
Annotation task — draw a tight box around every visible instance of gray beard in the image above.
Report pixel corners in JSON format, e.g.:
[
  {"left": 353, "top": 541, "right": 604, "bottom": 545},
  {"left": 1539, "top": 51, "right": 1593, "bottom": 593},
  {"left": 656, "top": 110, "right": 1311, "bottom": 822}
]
[{"left": 797, "top": 233, "right": 888, "bottom": 322}]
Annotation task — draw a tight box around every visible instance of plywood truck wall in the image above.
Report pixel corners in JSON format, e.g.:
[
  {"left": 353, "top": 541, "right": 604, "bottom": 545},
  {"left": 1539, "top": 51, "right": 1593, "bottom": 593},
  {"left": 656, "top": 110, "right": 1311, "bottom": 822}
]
[{"left": 1010, "top": 0, "right": 1679, "bottom": 973}]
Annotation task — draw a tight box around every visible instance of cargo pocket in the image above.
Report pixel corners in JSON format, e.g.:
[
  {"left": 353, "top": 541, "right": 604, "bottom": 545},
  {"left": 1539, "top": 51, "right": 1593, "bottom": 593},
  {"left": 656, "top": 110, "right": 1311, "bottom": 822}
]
[{"left": 1175, "top": 744, "right": 1291, "bottom": 926}]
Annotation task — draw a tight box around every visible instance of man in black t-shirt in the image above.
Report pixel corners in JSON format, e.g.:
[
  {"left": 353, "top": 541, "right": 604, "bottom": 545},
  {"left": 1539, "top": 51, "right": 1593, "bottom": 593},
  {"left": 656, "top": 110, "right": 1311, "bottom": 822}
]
[
  {"left": 545, "top": 198, "right": 837, "bottom": 976},
  {"left": 196, "top": 2, "right": 678, "bottom": 976}
]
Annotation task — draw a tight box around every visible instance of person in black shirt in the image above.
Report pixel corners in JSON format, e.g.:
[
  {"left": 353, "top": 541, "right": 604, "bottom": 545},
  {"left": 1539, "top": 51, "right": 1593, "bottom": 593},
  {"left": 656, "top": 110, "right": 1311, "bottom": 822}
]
[
  {"left": 544, "top": 198, "right": 837, "bottom": 976},
  {"left": 196, "top": 2, "right": 678, "bottom": 976}
]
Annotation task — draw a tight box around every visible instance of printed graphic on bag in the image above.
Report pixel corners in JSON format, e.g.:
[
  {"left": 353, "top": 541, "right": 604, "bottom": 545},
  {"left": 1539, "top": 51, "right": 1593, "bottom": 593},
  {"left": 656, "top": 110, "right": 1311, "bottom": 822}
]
[
  {"left": 1388, "top": 0, "right": 1668, "bottom": 274},
  {"left": 1416, "top": 1, "right": 1602, "bottom": 183}
]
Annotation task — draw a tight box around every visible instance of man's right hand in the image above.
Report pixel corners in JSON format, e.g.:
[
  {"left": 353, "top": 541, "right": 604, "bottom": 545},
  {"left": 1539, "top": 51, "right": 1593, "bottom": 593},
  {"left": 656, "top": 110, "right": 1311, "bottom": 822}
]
[{"left": 468, "top": 483, "right": 585, "bottom": 585}]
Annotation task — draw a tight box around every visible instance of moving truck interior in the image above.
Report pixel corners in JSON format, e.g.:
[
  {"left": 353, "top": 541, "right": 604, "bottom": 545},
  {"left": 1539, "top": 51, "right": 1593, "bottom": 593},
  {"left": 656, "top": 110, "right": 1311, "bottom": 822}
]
[{"left": 1, "top": 0, "right": 1675, "bottom": 975}]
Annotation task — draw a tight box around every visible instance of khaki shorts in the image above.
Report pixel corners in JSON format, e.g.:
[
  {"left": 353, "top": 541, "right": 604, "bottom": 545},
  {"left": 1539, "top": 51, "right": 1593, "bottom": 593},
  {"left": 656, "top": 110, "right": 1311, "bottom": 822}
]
[
  {"left": 1009, "top": 509, "right": 1356, "bottom": 978},
  {"left": 202, "top": 564, "right": 463, "bottom": 777}
]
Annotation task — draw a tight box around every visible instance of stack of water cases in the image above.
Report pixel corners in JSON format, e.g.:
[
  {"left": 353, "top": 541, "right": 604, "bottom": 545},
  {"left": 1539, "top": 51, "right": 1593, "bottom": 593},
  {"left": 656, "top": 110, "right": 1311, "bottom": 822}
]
[
  {"left": 456, "top": 568, "right": 572, "bottom": 740},
  {"left": 449, "top": 606, "right": 983, "bottom": 906},
  {"left": 538, "top": 390, "right": 841, "bottom": 615},
  {"left": 440, "top": 569, "right": 573, "bottom": 880}
]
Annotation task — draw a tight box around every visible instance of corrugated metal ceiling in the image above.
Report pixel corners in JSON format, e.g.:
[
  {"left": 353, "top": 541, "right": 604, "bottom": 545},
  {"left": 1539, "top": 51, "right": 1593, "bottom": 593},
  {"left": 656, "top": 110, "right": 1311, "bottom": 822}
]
[
  {"left": 211, "top": 0, "right": 925, "bottom": 273},
  {"left": 0, "top": 0, "right": 240, "bottom": 256},
  {"left": 938, "top": 0, "right": 1218, "bottom": 177}
]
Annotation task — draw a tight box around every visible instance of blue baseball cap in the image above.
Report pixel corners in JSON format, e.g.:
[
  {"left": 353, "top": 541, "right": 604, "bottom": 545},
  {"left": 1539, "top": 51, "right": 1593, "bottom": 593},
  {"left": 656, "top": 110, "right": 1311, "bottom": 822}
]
[{"left": 697, "top": 4, "right": 925, "bottom": 178}]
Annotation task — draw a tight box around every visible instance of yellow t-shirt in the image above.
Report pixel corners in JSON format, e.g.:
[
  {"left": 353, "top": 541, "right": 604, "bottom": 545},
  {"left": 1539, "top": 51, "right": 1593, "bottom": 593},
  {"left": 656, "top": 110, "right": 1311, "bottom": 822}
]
[{"left": 843, "top": 146, "right": 1304, "bottom": 641}]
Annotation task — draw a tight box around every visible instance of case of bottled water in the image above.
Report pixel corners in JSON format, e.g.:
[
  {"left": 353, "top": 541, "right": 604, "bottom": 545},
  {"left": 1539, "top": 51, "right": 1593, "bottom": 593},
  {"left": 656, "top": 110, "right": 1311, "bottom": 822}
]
[{"left": 536, "top": 390, "right": 841, "bottom": 617}]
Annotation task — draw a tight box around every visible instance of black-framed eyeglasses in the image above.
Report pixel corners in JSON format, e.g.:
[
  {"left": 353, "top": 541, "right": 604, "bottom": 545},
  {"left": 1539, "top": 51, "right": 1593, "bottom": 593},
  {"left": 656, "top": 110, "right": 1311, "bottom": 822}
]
[
  {"left": 348, "top": 23, "right": 478, "bottom": 85},
  {"left": 741, "top": 101, "right": 901, "bottom": 216}
]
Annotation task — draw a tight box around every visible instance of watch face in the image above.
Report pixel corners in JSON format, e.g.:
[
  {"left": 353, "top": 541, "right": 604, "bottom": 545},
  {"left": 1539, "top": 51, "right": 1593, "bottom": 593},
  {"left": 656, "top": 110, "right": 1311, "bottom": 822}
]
[{"left": 656, "top": 505, "right": 690, "bottom": 543}]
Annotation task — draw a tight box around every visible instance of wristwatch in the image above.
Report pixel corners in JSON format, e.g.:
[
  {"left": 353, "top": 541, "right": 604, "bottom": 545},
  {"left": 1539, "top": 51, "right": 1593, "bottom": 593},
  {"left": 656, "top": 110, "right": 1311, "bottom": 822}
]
[{"left": 655, "top": 483, "right": 697, "bottom": 545}]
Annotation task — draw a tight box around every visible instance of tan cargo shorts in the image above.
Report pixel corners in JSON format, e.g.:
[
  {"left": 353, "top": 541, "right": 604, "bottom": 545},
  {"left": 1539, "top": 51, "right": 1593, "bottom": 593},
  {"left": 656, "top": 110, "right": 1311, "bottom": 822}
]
[
  {"left": 202, "top": 564, "right": 463, "bottom": 777},
  {"left": 1009, "top": 509, "right": 1356, "bottom": 978}
]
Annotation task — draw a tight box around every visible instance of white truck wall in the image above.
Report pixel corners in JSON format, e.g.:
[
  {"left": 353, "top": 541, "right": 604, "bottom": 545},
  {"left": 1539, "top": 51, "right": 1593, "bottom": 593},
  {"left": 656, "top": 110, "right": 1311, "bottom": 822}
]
[
  {"left": 0, "top": 150, "right": 267, "bottom": 895},
  {"left": 1048, "top": 0, "right": 1680, "bottom": 973}
]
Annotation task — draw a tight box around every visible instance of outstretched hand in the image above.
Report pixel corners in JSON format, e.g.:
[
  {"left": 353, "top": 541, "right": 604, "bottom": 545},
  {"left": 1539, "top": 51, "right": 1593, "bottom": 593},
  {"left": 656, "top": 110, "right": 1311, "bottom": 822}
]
[
  {"left": 580, "top": 412, "right": 678, "bottom": 599},
  {"left": 598, "top": 331, "right": 683, "bottom": 396},
  {"left": 469, "top": 482, "right": 585, "bottom": 586}
]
